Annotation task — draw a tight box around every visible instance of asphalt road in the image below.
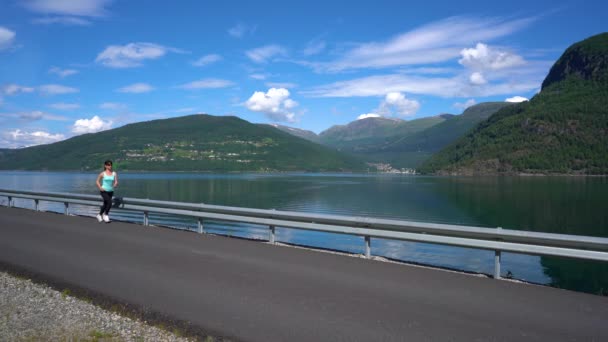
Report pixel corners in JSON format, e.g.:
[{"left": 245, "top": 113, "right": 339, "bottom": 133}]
[{"left": 1, "top": 206, "right": 608, "bottom": 341}]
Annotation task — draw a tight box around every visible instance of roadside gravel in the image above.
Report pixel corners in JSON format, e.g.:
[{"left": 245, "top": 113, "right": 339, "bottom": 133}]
[{"left": 0, "top": 271, "right": 195, "bottom": 342}]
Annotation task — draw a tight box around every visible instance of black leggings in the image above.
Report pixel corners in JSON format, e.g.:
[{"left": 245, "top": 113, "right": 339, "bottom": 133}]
[{"left": 100, "top": 191, "right": 114, "bottom": 215}]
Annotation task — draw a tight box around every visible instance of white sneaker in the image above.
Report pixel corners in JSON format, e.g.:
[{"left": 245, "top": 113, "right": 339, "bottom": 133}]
[
  {"left": 102, "top": 214, "right": 110, "bottom": 223},
  {"left": 96, "top": 214, "right": 103, "bottom": 223}
]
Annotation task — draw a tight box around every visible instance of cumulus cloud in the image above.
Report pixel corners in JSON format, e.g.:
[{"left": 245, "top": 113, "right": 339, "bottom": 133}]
[
  {"left": 39, "top": 84, "right": 79, "bottom": 95},
  {"left": 453, "top": 99, "right": 477, "bottom": 110},
  {"left": 245, "top": 88, "right": 298, "bottom": 123},
  {"left": 117, "top": 83, "right": 154, "bottom": 93},
  {"left": 192, "top": 54, "right": 222, "bottom": 67},
  {"left": 469, "top": 72, "right": 487, "bottom": 85},
  {"left": 72, "top": 115, "right": 112, "bottom": 134},
  {"left": 357, "top": 113, "right": 381, "bottom": 120},
  {"left": 177, "top": 79, "right": 234, "bottom": 90},
  {"left": 49, "top": 67, "right": 78, "bottom": 78},
  {"left": 246, "top": 45, "right": 287, "bottom": 63},
  {"left": 311, "top": 16, "right": 534, "bottom": 72},
  {"left": 459, "top": 43, "right": 525, "bottom": 70},
  {"left": 96, "top": 43, "right": 181, "bottom": 68},
  {"left": 2, "top": 129, "right": 65, "bottom": 148},
  {"left": 228, "top": 23, "right": 256, "bottom": 38},
  {"left": 23, "top": 0, "right": 113, "bottom": 25},
  {"left": 0, "top": 27, "right": 16, "bottom": 50},
  {"left": 377, "top": 92, "right": 420, "bottom": 117},
  {"left": 49, "top": 103, "right": 80, "bottom": 110},
  {"left": 505, "top": 96, "right": 529, "bottom": 103},
  {"left": 2, "top": 84, "right": 35, "bottom": 95}
]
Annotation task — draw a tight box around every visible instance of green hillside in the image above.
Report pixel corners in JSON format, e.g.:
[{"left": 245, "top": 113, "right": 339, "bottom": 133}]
[
  {"left": 419, "top": 33, "right": 608, "bottom": 175},
  {"left": 319, "top": 116, "right": 449, "bottom": 152},
  {"left": 0, "top": 114, "right": 366, "bottom": 172}
]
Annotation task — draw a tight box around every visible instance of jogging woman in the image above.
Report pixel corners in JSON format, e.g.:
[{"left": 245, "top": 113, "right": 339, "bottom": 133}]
[{"left": 96, "top": 160, "right": 118, "bottom": 223}]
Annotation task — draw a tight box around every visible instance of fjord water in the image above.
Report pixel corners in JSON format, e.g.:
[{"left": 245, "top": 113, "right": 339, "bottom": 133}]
[{"left": 3, "top": 171, "right": 607, "bottom": 295}]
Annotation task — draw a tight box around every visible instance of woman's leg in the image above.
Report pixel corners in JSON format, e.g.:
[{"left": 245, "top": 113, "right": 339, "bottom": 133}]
[
  {"left": 104, "top": 191, "right": 114, "bottom": 215},
  {"left": 100, "top": 191, "right": 112, "bottom": 215}
]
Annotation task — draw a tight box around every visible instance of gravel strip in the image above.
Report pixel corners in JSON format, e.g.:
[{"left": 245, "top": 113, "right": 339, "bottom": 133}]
[{"left": 0, "top": 271, "right": 196, "bottom": 342}]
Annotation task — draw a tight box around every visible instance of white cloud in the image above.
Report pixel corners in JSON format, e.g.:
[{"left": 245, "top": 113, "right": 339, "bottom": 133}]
[
  {"left": 505, "top": 96, "right": 529, "bottom": 103},
  {"left": 302, "top": 73, "right": 541, "bottom": 98},
  {"left": 312, "top": 16, "right": 534, "bottom": 72},
  {"left": 117, "top": 83, "right": 154, "bottom": 93},
  {"left": 39, "top": 84, "right": 79, "bottom": 95},
  {"left": 177, "top": 79, "right": 234, "bottom": 90},
  {"left": 32, "top": 16, "right": 91, "bottom": 25},
  {"left": 250, "top": 74, "right": 268, "bottom": 80},
  {"left": 357, "top": 113, "right": 380, "bottom": 120},
  {"left": 72, "top": 115, "right": 112, "bottom": 134},
  {"left": 3, "top": 84, "right": 35, "bottom": 95},
  {"left": 49, "top": 67, "right": 79, "bottom": 77},
  {"left": 469, "top": 72, "right": 487, "bottom": 85},
  {"left": 23, "top": 0, "right": 113, "bottom": 26},
  {"left": 192, "top": 54, "right": 222, "bottom": 67},
  {"left": 266, "top": 82, "right": 297, "bottom": 89},
  {"left": 245, "top": 88, "right": 297, "bottom": 123},
  {"left": 453, "top": 99, "right": 477, "bottom": 110},
  {"left": 303, "top": 39, "right": 326, "bottom": 56},
  {"left": 459, "top": 43, "right": 525, "bottom": 70},
  {"left": 0, "top": 27, "right": 16, "bottom": 50},
  {"left": 246, "top": 45, "right": 287, "bottom": 63},
  {"left": 49, "top": 102, "right": 80, "bottom": 110},
  {"left": 2, "top": 129, "right": 65, "bottom": 147},
  {"left": 100, "top": 102, "right": 127, "bottom": 110},
  {"left": 96, "top": 43, "right": 180, "bottom": 68},
  {"left": 228, "top": 23, "right": 256, "bottom": 38},
  {"left": 18, "top": 110, "right": 67, "bottom": 121},
  {"left": 22, "top": 0, "right": 112, "bottom": 16},
  {"left": 377, "top": 92, "right": 420, "bottom": 117}
]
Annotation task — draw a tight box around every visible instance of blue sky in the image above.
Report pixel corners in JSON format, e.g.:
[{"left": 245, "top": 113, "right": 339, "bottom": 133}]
[{"left": 0, "top": 0, "right": 606, "bottom": 148}]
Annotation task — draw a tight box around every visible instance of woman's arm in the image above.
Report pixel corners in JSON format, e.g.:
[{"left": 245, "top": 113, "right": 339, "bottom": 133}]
[
  {"left": 96, "top": 172, "right": 105, "bottom": 191},
  {"left": 113, "top": 173, "right": 118, "bottom": 188}
]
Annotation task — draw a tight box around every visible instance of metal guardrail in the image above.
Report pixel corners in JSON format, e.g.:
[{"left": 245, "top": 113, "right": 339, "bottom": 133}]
[{"left": 2, "top": 188, "right": 608, "bottom": 280}]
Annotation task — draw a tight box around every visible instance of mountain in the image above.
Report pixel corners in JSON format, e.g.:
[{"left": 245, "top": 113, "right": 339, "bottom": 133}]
[
  {"left": 319, "top": 115, "right": 449, "bottom": 152},
  {"left": 419, "top": 33, "right": 608, "bottom": 175},
  {"left": 0, "top": 114, "right": 366, "bottom": 172},
  {"left": 269, "top": 124, "right": 320, "bottom": 143}
]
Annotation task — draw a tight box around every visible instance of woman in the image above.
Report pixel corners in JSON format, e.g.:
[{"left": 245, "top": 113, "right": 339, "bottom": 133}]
[{"left": 96, "top": 160, "right": 118, "bottom": 223}]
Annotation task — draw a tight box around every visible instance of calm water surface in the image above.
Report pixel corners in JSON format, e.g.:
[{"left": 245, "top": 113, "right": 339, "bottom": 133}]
[{"left": 2, "top": 171, "right": 607, "bottom": 295}]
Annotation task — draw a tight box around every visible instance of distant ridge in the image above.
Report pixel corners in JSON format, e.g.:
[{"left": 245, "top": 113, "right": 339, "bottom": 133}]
[{"left": 0, "top": 114, "right": 365, "bottom": 172}]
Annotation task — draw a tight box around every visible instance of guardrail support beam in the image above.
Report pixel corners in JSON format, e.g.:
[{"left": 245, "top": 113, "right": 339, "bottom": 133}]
[
  {"left": 35, "top": 199, "right": 39, "bottom": 211},
  {"left": 365, "top": 236, "right": 371, "bottom": 258},
  {"left": 197, "top": 218, "right": 204, "bottom": 234},
  {"left": 269, "top": 225, "right": 276, "bottom": 244},
  {"left": 494, "top": 250, "right": 501, "bottom": 279},
  {"left": 143, "top": 211, "right": 149, "bottom": 226}
]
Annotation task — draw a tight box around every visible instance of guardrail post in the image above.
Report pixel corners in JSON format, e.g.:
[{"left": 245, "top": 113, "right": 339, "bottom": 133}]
[
  {"left": 35, "top": 199, "right": 39, "bottom": 211},
  {"left": 494, "top": 226, "right": 502, "bottom": 279},
  {"left": 494, "top": 250, "right": 501, "bottom": 279},
  {"left": 365, "top": 235, "right": 371, "bottom": 258},
  {"left": 269, "top": 225, "right": 276, "bottom": 244},
  {"left": 197, "top": 218, "right": 204, "bottom": 234},
  {"left": 143, "top": 211, "right": 149, "bottom": 226},
  {"left": 8, "top": 196, "right": 12, "bottom": 208}
]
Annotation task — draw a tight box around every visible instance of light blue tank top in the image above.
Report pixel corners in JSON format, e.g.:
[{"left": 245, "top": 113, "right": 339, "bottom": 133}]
[{"left": 101, "top": 172, "right": 115, "bottom": 192}]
